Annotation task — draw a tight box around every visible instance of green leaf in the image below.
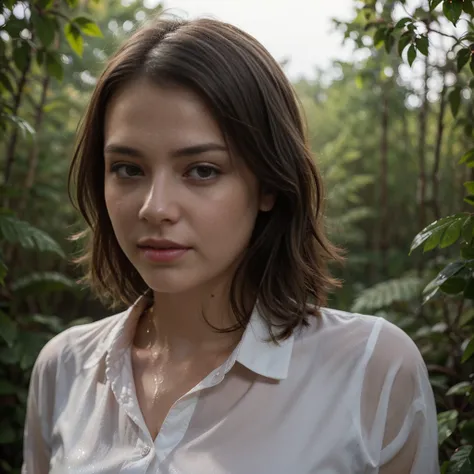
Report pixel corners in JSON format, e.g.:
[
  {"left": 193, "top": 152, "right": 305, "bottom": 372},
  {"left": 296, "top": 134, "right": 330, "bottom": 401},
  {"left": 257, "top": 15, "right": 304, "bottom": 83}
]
[
  {"left": 415, "top": 35, "right": 429, "bottom": 56},
  {"left": 447, "top": 382, "right": 471, "bottom": 396},
  {"left": 441, "top": 461, "right": 450, "bottom": 474},
  {"left": 464, "top": 195, "right": 474, "bottom": 206},
  {"left": 398, "top": 31, "right": 412, "bottom": 57},
  {"left": 464, "top": 277, "right": 474, "bottom": 300},
  {"left": 459, "top": 149, "right": 474, "bottom": 165},
  {"left": 384, "top": 32, "right": 395, "bottom": 53},
  {"left": 0, "top": 72, "right": 14, "bottom": 94},
  {"left": 447, "top": 445, "right": 473, "bottom": 474},
  {"left": 424, "top": 260, "right": 466, "bottom": 296},
  {"left": 3, "top": 114, "right": 35, "bottom": 137},
  {"left": 464, "top": 182, "right": 474, "bottom": 194},
  {"left": 465, "top": 123, "right": 473, "bottom": 138},
  {"left": 470, "top": 57, "right": 474, "bottom": 76},
  {"left": 374, "top": 27, "right": 387, "bottom": 47},
  {"left": 395, "top": 17, "right": 412, "bottom": 29},
  {"left": 31, "top": 11, "right": 56, "bottom": 48},
  {"left": 461, "top": 420, "right": 474, "bottom": 444},
  {"left": 36, "top": 49, "right": 46, "bottom": 68},
  {"left": 440, "top": 277, "right": 466, "bottom": 294},
  {"left": 37, "top": 0, "right": 56, "bottom": 8},
  {"left": 12, "top": 41, "right": 30, "bottom": 72},
  {"left": 449, "top": 87, "right": 462, "bottom": 118},
  {"left": 463, "top": 0, "right": 474, "bottom": 15},
  {"left": 46, "top": 52, "right": 63, "bottom": 81},
  {"left": 4, "top": 18, "right": 28, "bottom": 38},
  {"left": 457, "top": 48, "right": 471, "bottom": 72},
  {"left": 443, "top": 0, "right": 463, "bottom": 26},
  {"left": 423, "top": 229, "right": 443, "bottom": 251},
  {"left": 0, "top": 310, "right": 17, "bottom": 347},
  {"left": 31, "top": 314, "right": 65, "bottom": 333},
  {"left": 0, "top": 214, "right": 65, "bottom": 257},
  {"left": 440, "top": 219, "right": 463, "bottom": 248},
  {"left": 11, "top": 272, "right": 78, "bottom": 296},
  {"left": 73, "top": 16, "right": 102, "bottom": 37},
  {"left": 460, "top": 308, "right": 474, "bottom": 326},
  {"left": 429, "top": 0, "right": 443, "bottom": 10},
  {"left": 410, "top": 214, "right": 468, "bottom": 253},
  {"left": 351, "top": 276, "right": 423, "bottom": 313},
  {"left": 462, "top": 337, "right": 474, "bottom": 363},
  {"left": 438, "top": 410, "right": 458, "bottom": 445},
  {"left": 461, "top": 216, "right": 474, "bottom": 244},
  {"left": 407, "top": 44, "right": 417, "bottom": 66},
  {"left": 65, "top": 0, "right": 79, "bottom": 7},
  {"left": 67, "top": 316, "right": 94, "bottom": 328},
  {"left": 64, "top": 23, "right": 84, "bottom": 57}
]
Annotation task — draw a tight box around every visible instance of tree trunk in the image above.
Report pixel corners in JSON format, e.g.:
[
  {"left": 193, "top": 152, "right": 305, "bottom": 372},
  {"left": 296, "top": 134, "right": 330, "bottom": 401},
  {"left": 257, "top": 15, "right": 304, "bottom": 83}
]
[
  {"left": 18, "top": 75, "right": 50, "bottom": 214},
  {"left": 379, "top": 82, "right": 390, "bottom": 275},
  {"left": 3, "top": 52, "right": 33, "bottom": 188},
  {"left": 417, "top": 53, "right": 429, "bottom": 273},
  {"left": 431, "top": 78, "right": 446, "bottom": 221}
]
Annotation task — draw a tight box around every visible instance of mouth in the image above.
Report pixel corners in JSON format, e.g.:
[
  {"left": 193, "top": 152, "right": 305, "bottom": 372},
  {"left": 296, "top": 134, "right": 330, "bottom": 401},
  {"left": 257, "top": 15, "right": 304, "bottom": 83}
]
[
  {"left": 137, "top": 239, "right": 189, "bottom": 250},
  {"left": 137, "top": 239, "right": 190, "bottom": 263}
]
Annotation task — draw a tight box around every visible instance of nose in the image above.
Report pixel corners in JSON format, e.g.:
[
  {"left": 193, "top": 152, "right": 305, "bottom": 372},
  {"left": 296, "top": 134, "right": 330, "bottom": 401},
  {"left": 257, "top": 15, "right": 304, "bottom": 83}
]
[{"left": 138, "top": 172, "right": 180, "bottom": 225}]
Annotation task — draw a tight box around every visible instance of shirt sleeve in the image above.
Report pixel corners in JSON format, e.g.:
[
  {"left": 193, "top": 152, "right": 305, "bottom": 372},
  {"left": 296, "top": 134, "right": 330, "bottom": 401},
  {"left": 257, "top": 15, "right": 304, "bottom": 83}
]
[
  {"left": 22, "top": 339, "right": 59, "bottom": 474},
  {"left": 359, "top": 318, "right": 440, "bottom": 474}
]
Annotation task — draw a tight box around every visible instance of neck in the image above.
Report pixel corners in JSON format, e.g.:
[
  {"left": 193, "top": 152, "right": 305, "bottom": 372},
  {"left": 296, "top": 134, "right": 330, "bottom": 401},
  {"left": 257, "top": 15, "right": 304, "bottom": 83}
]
[{"left": 134, "top": 281, "right": 250, "bottom": 360}]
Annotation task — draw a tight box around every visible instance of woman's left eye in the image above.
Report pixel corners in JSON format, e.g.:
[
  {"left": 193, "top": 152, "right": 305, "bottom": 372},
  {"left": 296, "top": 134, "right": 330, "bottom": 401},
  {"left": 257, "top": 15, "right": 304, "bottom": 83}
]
[{"left": 186, "top": 165, "right": 220, "bottom": 180}]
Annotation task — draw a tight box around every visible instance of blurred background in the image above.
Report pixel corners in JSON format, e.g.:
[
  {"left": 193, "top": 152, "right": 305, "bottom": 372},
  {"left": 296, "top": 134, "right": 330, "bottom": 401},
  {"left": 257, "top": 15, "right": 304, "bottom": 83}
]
[{"left": 1, "top": 0, "right": 473, "bottom": 471}]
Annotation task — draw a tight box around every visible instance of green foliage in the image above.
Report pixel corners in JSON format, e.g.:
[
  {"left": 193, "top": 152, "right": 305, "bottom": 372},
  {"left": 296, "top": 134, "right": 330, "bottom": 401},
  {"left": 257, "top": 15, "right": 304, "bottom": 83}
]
[
  {"left": 351, "top": 275, "right": 423, "bottom": 313},
  {"left": 342, "top": 0, "right": 474, "bottom": 470},
  {"left": 0, "top": 0, "right": 472, "bottom": 471},
  {"left": 0, "top": 212, "right": 65, "bottom": 258}
]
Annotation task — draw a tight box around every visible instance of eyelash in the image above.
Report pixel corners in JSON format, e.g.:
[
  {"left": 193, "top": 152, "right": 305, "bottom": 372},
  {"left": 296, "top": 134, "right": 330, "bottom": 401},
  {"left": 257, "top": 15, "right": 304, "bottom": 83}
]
[{"left": 109, "top": 163, "right": 221, "bottom": 181}]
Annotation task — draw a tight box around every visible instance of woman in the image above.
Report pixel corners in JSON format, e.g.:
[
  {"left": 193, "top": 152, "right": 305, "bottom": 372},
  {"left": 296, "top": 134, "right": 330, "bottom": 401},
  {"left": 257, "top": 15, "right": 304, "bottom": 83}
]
[{"left": 22, "top": 16, "right": 439, "bottom": 474}]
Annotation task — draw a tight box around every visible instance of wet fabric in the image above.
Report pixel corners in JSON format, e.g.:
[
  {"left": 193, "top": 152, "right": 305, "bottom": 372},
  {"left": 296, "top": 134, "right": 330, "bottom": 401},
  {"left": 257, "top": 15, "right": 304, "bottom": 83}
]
[{"left": 22, "top": 296, "right": 439, "bottom": 473}]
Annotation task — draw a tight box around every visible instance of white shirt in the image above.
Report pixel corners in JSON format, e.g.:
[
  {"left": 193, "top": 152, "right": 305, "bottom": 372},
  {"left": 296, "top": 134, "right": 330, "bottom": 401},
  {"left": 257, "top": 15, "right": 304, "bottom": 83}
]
[{"left": 22, "top": 296, "right": 439, "bottom": 473}]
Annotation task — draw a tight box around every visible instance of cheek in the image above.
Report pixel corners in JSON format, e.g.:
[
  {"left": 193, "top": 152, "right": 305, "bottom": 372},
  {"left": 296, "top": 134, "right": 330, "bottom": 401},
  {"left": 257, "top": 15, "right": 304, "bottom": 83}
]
[
  {"left": 104, "top": 188, "right": 135, "bottom": 233},
  {"left": 196, "top": 182, "right": 260, "bottom": 244}
]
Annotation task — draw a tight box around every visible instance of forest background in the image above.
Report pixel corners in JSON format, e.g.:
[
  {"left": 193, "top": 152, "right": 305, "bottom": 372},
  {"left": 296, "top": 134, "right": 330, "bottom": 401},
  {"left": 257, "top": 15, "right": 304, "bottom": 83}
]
[{"left": 1, "top": 0, "right": 474, "bottom": 471}]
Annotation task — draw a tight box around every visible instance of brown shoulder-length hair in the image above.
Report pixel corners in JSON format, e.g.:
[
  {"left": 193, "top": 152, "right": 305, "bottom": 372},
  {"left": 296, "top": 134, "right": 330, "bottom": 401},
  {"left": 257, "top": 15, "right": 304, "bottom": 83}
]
[{"left": 69, "top": 16, "right": 343, "bottom": 341}]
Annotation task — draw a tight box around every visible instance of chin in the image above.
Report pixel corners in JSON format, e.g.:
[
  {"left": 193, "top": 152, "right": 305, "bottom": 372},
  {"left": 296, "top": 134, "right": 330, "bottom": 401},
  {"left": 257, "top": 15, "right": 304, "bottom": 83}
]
[{"left": 139, "top": 268, "right": 208, "bottom": 295}]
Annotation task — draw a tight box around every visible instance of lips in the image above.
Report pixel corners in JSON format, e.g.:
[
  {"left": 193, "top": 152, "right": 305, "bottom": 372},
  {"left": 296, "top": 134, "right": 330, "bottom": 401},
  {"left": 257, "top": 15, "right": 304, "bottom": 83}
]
[
  {"left": 137, "top": 239, "right": 190, "bottom": 263},
  {"left": 137, "top": 239, "right": 189, "bottom": 250}
]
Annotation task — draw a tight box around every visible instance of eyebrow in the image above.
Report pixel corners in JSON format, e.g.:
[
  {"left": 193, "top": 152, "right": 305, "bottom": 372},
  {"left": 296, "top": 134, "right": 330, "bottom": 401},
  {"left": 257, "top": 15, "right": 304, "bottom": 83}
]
[{"left": 103, "top": 143, "right": 228, "bottom": 158}]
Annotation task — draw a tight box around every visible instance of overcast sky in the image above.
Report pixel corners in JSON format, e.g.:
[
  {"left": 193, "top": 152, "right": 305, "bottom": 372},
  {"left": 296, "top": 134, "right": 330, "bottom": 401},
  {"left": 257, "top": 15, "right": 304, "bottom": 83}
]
[{"left": 157, "top": 0, "right": 356, "bottom": 80}]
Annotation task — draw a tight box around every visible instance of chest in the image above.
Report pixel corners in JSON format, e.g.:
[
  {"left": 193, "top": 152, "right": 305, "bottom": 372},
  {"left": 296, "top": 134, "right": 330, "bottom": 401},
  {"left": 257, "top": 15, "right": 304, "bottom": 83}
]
[
  {"left": 131, "top": 352, "right": 227, "bottom": 441},
  {"left": 49, "top": 354, "right": 371, "bottom": 474}
]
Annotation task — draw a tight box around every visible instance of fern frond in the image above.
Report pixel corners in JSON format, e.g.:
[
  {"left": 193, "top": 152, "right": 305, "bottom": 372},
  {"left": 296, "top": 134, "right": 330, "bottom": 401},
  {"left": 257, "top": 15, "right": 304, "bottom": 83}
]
[
  {"left": 0, "top": 214, "right": 65, "bottom": 258},
  {"left": 11, "top": 272, "right": 78, "bottom": 295},
  {"left": 351, "top": 276, "right": 423, "bottom": 313}
]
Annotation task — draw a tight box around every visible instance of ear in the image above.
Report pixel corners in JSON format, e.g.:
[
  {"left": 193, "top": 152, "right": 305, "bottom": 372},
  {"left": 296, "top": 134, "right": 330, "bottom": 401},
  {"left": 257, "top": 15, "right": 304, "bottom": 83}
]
[{"left": 259, "top": 190, "right": 276, "bottom": 212}]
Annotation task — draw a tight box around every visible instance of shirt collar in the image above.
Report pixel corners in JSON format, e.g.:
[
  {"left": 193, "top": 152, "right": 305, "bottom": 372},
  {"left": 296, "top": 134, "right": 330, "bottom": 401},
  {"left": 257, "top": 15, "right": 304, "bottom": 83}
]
[
  {"left": 86, "top": 295, "right": 295, "bottom": 381},
  {"left": 233, "top": 304, "right": 294, "bottom": 380}
]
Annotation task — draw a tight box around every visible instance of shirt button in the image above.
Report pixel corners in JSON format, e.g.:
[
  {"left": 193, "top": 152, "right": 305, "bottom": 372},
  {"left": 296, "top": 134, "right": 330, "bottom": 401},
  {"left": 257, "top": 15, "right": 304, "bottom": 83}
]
[{"left": 141, "top": 446, "right": 151, "bottom": 457}]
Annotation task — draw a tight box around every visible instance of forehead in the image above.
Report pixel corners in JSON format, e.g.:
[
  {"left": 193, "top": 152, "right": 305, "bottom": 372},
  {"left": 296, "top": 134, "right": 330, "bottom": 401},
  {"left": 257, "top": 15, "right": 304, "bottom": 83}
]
[{"left": 104, "top": 78, "right": 225, "bottom": 148}]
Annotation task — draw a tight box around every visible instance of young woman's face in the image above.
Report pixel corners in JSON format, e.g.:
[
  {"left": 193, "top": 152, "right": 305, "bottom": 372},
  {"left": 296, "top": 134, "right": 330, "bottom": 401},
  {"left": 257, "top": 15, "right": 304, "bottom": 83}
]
[{"left": 104, "top": 78, "right": 274, "bottom": 295}]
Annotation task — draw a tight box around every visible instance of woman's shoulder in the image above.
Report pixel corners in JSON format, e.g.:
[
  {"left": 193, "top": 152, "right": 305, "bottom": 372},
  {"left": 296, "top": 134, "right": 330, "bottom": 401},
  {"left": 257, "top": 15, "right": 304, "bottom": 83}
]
[
  {"left": 31, "top": 310, "right": 127, "bottom": 378},
  {"left": 299, "top": 307, "right": 425, "bottom": 373}
]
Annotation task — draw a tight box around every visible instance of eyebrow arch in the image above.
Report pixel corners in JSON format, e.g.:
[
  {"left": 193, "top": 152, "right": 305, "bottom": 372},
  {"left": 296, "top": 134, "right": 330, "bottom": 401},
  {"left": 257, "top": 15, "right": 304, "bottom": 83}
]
[{"left": 103, "top": 143, "right": 228, "bottom": 158}]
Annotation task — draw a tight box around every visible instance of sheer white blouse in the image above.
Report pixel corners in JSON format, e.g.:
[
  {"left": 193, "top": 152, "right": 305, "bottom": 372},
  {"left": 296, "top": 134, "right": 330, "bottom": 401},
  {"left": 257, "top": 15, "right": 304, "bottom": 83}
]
[{"left": 22, "top": 296, "right": 440, "bottom": 473}]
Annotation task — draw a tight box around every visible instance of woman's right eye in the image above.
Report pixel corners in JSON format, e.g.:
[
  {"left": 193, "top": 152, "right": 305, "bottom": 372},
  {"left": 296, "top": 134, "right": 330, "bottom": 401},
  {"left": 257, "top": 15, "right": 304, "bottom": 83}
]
[{"left": 110, "top": 163, "right": 143, "bottom": 178}]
